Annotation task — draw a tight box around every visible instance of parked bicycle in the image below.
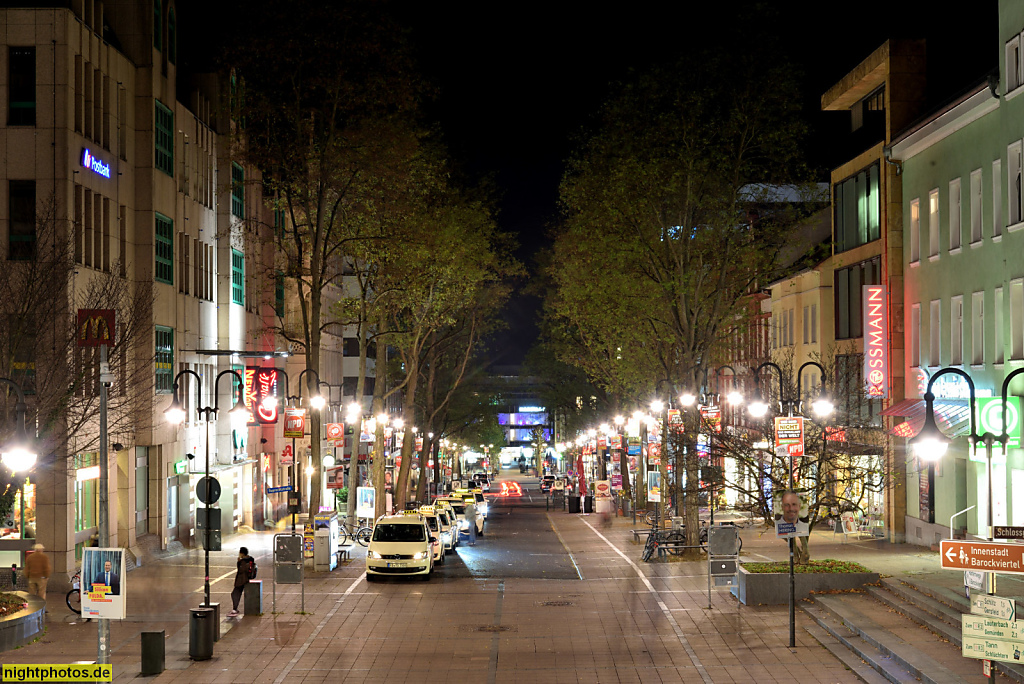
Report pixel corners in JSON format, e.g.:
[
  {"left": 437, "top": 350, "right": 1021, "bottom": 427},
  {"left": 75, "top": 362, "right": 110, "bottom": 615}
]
[
  {"left": 339, "top": 519, "right": 372, "bottom": 547},
  {"left": 66, "top": 568, "right": 81, "bottom": 614},
  {"left": 640, "top": 514, "right": 685, "bottom": 562}
]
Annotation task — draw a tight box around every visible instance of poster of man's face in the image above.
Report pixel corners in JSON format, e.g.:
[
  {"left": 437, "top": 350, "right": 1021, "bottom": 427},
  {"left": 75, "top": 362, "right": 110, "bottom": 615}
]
[
  {"left": 82, "top": 548, "right": 126, "bottom": 619},
  {"left": 773, "top": 490, "right": 809, "bottom": 539}
]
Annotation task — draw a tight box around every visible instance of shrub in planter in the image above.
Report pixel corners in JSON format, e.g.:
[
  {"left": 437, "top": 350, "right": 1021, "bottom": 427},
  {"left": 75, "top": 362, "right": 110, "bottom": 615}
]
[{"left": 732, "top": 559, "right": 879, "bottom": 605}]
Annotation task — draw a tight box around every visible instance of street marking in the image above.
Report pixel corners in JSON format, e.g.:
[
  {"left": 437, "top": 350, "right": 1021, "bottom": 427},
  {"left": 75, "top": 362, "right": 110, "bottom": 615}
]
[
  {"left": 579, "top": 517, "right": 714, "bottom": 684},
  {"left": 273, "top": 575, "right": 363, "bottom": 684},
  {"left": 487, "top": 580, "right": 505, "bottom": 684},
  {"left": 192, "top": 569, "right": 235, "bottom": 592},
  {"left": 546, "top": 513, "right": 584, "bottom": 581}
]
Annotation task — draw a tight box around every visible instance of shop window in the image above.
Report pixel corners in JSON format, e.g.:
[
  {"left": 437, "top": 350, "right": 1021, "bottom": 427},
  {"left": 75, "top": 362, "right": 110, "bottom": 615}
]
[{"left": 167, "top": 481, "right": 178, "bottom": 527}]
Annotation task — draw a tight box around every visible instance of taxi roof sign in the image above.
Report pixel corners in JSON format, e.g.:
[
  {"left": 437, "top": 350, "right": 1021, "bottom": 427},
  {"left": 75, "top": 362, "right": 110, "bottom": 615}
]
[{"left": 419, "top": 505, "right": 435, "bottom": 513}]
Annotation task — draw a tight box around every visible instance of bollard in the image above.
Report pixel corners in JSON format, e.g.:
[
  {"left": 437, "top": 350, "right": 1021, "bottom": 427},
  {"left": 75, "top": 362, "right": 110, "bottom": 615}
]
[
  {"left": 244, "top": 580, "right": 263, "bottom": 615},
  {"left": 140, "top": 630, "right": 165, "bottom": 676},
  {"left": 199, "top": 602, "right": 220, "bottom": 641}
]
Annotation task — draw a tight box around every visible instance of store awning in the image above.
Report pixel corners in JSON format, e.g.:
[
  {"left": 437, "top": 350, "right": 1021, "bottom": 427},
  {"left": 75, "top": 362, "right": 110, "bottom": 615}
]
[{"left": 882, "top": 398, "right": 973, "bottom": 439}]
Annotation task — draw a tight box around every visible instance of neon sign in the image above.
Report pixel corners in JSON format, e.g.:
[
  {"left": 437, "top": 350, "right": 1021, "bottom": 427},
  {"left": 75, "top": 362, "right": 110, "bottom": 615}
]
[
  {"left": 243, "top": 366, "right": 280, "bottom": 425},
  {"left": 862, "top": 284, "right": 889, "bottom": 398},
  {"left": 81, "top": 148, "right": 111, "bottom": 178}
]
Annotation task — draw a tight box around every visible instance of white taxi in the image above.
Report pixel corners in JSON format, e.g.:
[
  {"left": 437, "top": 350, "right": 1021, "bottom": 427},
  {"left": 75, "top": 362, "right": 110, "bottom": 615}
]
[
  {"left": 433, "top": 500, "right": 458, "bottom": 551},
  {"left": 418, "top": 506, "right": 446, "bottom": 564},
  {"left": 365, "top": 513, "right": 434, "bottom": 581}
]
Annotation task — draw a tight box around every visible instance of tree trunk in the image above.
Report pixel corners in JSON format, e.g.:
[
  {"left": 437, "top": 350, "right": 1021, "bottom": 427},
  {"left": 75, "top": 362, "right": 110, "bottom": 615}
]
[
  {"left": 414, "top": 434, "right": 429, "bottom": 503},
  {"left": 682, "top": 415, "right": 701, "bottom": 560},
  {"left": 371, "top": 361, "right": 387, "bottom": 519},
  {"left": 393, "top": 366, "right": 418, "bottom": 509}
]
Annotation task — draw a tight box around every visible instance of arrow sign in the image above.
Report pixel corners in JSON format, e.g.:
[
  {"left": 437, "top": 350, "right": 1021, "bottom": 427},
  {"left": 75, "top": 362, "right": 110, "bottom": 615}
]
[
  {"left": 972, "top": 594, "right": 1016, "bottom": 621},
  {"left": 940, "top": 540, "right": 1024, "bottom": 574}
]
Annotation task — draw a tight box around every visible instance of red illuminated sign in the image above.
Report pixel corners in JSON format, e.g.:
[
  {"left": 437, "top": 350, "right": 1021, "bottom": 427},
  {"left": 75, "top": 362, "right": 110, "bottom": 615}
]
[
  {"left": 243, "top": 366, "right": 280, "bottom": 425},
  {"left": 863, "top": 284, "right": 889, "bottom": 399}
]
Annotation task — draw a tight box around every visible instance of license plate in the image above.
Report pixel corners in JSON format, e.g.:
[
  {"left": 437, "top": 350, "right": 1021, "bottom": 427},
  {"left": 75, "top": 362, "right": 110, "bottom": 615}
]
[{"left": 386, "top": 562, "right": 407, "bottom": 568}]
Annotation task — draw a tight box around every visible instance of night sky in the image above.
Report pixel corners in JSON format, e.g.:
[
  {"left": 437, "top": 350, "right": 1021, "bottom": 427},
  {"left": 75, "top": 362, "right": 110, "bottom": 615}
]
[{"left": 178, "top": 1, "right": 999, "bottom": 367}]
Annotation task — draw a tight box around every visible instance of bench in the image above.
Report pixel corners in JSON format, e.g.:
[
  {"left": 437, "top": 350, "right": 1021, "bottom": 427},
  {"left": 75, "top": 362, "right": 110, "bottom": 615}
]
[
  {"left": 632, "top": 529, "right": 654, "bottom": 543},
  {"left": 338, "top": 547, "right": 352, "bottom": 563}
]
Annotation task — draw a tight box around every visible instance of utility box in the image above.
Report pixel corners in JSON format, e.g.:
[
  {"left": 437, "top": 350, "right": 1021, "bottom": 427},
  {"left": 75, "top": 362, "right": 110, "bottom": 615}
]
[
  {"left": 671, "top": 517, "right": 685, "bottom": 531},
  {"left": 314, "top": 523, "right": 339, "bottom": 572},
  {"left": 708, "top": 525, "right": 739, "bottom": 556}
]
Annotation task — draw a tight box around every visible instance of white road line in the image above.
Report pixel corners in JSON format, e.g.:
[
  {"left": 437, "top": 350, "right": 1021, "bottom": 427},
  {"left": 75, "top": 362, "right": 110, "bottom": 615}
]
[
  {"left": 580, "top": 518, "right": 714, "bottom": 684},
  {"left": 546, "top": 513, "right": 584, "bottom": 580},
  {"left": 273, "top": 575, "right": 364, "bottom": 684}
]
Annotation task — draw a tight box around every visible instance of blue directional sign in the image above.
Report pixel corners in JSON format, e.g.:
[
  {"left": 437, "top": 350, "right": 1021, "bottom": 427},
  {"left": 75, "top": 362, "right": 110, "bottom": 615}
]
[{"left": 267, "top": 485, "right": 293, "bottom": 494}]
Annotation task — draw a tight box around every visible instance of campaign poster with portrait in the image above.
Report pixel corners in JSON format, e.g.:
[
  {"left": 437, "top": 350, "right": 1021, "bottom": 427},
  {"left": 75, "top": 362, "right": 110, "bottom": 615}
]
[
  {"left": 82, "top": 548, "right": 126, "bottom": 619},
  {"left": 773, "top": 490, "right": 809, "bottom": 539},
  {"left": 647, "top": 471, "right": 661, "bottom": 502},
  {"left": 356, "top": 486, "right": 376, "bottom": 519}
]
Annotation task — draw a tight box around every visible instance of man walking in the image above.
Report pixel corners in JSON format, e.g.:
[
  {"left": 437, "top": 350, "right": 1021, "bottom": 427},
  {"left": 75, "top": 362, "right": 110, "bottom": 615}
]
[
  {"left": 228, "top": 547, "right": 254, "bottom": 617},
  {"left": 25, "top": 543, "right": 50, "bottom": 600}
]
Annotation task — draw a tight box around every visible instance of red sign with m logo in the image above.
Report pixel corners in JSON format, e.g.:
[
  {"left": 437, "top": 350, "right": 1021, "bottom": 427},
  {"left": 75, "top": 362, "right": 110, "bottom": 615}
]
[{"left": 77, "top": 309, "right": 115, "bottom": 347}]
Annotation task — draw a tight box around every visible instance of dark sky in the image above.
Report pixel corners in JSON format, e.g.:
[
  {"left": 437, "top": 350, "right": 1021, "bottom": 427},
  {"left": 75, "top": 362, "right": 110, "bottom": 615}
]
[{"left": 179, "top": 1, "right": 999, "bottom": 367}]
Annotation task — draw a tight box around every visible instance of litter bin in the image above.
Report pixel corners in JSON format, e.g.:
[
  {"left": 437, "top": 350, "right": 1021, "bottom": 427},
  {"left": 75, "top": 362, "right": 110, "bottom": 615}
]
[
  {"left": 244, "top": 580, "right": 263, "bottom": 615},
  {"left": 568, "top": 496, "right": 581, "bottom": 513},
  {"left": 140, "top": 630, "right": 165, "bottom": 676},
  {"left": 583, "top": 496, "right": 594, "bottom": 513},
  {"left": 671, "top": 516, "right": 685, "bottom": 531},
  {"left": 188, "top": 607, "right": 214, "bottom": 661}
]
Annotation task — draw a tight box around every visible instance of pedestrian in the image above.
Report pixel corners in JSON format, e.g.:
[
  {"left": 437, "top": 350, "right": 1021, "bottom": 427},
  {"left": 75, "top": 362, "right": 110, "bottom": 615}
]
[
  {"left": 25, "top": 543, "right": 50, "bottom": 600},
  {"left": 464, "top": 501, "right": 477, "bottom": 546},
  {"left": 228, "top": 547, "right": 254, "bottom": 617},
  {"left": 9, "top": 563, "right": 17, "bottom": 588}
]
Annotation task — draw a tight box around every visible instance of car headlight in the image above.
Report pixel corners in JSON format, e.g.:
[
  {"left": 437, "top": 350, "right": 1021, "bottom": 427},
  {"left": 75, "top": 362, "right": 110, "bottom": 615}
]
[
  {"left": 369, "top": 551, "right": 382, "bottom": 559},
  {"left": 412, "top": 551, "right": 426, "bottom": 560}
]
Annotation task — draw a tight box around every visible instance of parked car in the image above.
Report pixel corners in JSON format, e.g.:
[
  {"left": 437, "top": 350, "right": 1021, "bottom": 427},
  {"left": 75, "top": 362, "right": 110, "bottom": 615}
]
[{"left": 365, "top": 514, "right": 434, "bottom": 581}]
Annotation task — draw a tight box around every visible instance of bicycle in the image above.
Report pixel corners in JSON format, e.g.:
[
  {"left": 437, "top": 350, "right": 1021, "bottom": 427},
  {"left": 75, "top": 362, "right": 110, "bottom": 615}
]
[
  {"left": 640, "top": 519, "right": 685, "bottom": 562},
  {"left": 66, "top": 569, "right": 81, "bottom": 614},
  {"left": 339, "top": 520, "right": 372, "bottom": 547}
]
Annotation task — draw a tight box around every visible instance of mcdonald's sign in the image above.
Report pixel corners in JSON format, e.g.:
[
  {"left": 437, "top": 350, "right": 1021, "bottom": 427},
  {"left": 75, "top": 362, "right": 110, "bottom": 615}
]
[{"left": 77, "top": 309, "right": 115, "bottom": 347}]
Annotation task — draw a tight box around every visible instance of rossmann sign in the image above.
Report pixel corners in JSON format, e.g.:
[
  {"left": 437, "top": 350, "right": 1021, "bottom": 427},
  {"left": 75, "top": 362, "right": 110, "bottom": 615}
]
[{"left": 863, "top": 284, "right": 888, "bottom": 398}]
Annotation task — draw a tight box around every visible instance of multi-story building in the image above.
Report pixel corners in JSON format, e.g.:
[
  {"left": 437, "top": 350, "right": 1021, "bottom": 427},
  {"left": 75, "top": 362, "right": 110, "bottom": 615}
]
[
  {"left": 0, "top": 0, "right": 381, "bottom": 585},
  {"left": 889, "top": 0, "right": 1024, "bottom": 546}
]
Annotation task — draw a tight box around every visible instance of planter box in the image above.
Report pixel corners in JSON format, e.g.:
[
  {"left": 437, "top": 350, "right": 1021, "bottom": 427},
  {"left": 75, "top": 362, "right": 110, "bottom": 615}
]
[
  {"left": 0, "top": 591, "right": 44, "bottom": 651},
  {"left": 731, "top": 565, "right": 879, "bottom": 605}
]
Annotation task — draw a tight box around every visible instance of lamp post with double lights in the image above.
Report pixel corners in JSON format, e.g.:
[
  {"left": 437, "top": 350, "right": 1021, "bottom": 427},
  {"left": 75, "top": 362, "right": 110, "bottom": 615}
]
[
  {"left": 911, "top": 367, "right": 1008, "bottom": 642},
  {"left": 164, "top": 368, "right": 248, "bottom": 609},
  {"left": 0, "top": 378, "right": 38, "bottom": 562},
  {"left": 271, "top": 368, "right": 326, "bottom": 531},
  {"left": 747, "top": 360, "right": 832, "bottom": 650}
]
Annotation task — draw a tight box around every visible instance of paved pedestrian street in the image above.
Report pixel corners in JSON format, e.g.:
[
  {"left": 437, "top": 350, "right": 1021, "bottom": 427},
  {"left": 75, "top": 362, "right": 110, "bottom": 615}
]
[{"left": 0, "top": 476, "right": 1002, "bottom": 683}]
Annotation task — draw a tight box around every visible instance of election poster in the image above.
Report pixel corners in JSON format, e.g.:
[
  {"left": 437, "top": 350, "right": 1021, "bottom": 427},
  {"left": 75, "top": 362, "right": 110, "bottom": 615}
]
[
  {"left": 774, "top": 490, "right": 809, "bottom": 539},
  {"left": 81, "top": 548, "right": 126, "bottom": 620}
]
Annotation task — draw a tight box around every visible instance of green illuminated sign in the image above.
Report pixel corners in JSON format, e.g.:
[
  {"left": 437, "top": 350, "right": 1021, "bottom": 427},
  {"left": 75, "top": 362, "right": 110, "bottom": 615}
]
[
  {"left": 174, "top": 459, "right": 187, "bottom": 474},
  {"left": 976, "top": 397, "right": 1022, "bottom": 447}
]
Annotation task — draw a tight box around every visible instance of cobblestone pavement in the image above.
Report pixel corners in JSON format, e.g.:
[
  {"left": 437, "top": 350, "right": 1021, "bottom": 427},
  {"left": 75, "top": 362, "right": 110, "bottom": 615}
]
[{"left": 0, "top": 477, "right": 996, "bottom": 683}]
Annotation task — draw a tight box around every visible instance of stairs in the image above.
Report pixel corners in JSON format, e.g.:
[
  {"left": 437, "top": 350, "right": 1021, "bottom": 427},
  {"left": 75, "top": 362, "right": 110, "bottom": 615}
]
[{"left": 801, "top": 576, "right": 1024, "bottom": 683}]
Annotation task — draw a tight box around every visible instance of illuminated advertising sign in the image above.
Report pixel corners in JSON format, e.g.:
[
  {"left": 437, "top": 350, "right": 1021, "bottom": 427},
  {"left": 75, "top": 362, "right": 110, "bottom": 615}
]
[
  {"left": 243, "top": 366, "right": 279, "bottom": 425},
  {"left": 863, "top": 284, "right": 889, "bottom": 398},
  {"left": 81, "top": 148, "right": 111, "bottom": 178},
  {"left": 77, "top": 309, "right": 115, "bottom": 347},
  {"left": 498, "top": 412, "right": 548, "bottom": 426}
]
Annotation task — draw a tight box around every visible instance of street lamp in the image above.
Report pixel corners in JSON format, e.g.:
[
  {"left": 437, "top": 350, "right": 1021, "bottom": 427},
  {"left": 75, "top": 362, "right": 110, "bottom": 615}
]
[
  {"left": 748, "top": 360, "right": 830, "bottom": 649},
  {"left": 0, "top": 378, "right": 37, "bottom": 474},
  {"left": 164, "top": 368, "right": 246, "bottom": 610}
]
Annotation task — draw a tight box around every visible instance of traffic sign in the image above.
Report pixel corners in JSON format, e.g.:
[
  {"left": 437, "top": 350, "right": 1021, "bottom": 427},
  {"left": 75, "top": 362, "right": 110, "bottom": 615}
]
[
  {"left": 994, "top": 526, "right": 1024, "bottom": 540},
  {"left": 972, "top": 594, "right": 1016, "bottom": 621},
  {"left": 196, "top": 476, "right": 221, "bottom": 505},
  {"left": 940, "top": 540, "right": 1024, "bottom": 574},
  {"left": 267, "top": 485, "right": 293, "bottom": 494}
]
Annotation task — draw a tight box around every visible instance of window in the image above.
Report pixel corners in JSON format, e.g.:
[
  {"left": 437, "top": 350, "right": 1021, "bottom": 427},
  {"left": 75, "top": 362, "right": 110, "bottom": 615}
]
[
  {"left": 995, "top": 286, "right": 1005, "bottom": 364},
  {"left": 155, "top": 101, "right": 173, "bottom": 177},
  {"left": 834, "top": 163, "right": 881, "bottom": 253},
  {"left": 928, "top": 188, "right": 940, "bottom": 258},
  {"left": 155, "top": 326, "right": 173, "bottom": 393},
  {"left": 231, "top": 163, "right": 244, "bottom": 219},
  {"left": 154, "top": 0, "right": 162, "bottom": 51},
  {"left": 1009, "top": 141, "right": 1023, "bottom": 226},
  {"left": 994, "top": 159, "right": 1004, "bottom": 238},
  {"left": 911, "top": 304, "right": 921, "bottom": 368},
  {"left": 802, "top": 306, "right": 809, "bottom": 344},
  {"left": 971, "top": 169, "right": 983, "bottom": 244},
  {"left": 810, "top": 304, "right": 817, "bottom": 343},
  {"left": 834, "top": 256, "right": 881, "bottom": 340},
  {"left": 231, "top": 248, "right": 244, "bottom": 305},
  {"left": 949, "top": 178, "right": 961, "bottom": 251},
  {"left": 929, "top": 300, "right": 941, "bottom": 367},
  {"left": 275, "top": 271, "right": 285, "bottom": 317},
  {"left": 1012, "top": 280, "right": 1024, "bottom": 361},
  {"left": 951, "top": 295, "right": 963, "bottom": 365},
  {"left": 1008, "top": 35, "right": 1022, "bottom": 92},
  {"left": 154, "top": 213, "right": 173, "bottom": 284},
  {"left": 909, "top": 198, "right": 920, "bottom": 263},
  {"left": 788, "top": 309, "right": 795, "bottom": 346},
  {"left": 167, "top": 8, "right": 176, "bottom": 64},
  {"left": 8, "top": 180, "right": 35, "bottom": 260},
  {"left": 8, "top": 47, "right": 35, "bottom": 126},
  {"left": 972, "top": 292, "right": 985, "bottom": 366}
]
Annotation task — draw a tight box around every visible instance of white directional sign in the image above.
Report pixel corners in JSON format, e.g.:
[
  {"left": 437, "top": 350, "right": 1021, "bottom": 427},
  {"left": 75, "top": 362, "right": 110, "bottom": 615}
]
[
  {"left": 963, "top": 614, "right": 1024, "bottom": 663},
  {"left": 972, "top": 594, "right": 1016, "bottom": 621}
]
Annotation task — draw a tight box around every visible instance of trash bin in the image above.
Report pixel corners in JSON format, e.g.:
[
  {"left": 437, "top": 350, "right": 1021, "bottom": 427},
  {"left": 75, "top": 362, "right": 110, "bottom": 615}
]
[
  {"left": 671, "top": 516, "right": 685, "bottom": 531},
  {"left": 140, "top": 630, "right": 165, "bottom": 676},
  {"left": 568, "top": 496, "right": 581, "bottom": 513},
  {"left": 188, "top": 607, "right": 214, "bottom": 661},
  {"left": 583, "top": 496, "right": 594, "bottom": 513},
  {"left": 244, "top": 580, "right": 263, "bottom": 615}
]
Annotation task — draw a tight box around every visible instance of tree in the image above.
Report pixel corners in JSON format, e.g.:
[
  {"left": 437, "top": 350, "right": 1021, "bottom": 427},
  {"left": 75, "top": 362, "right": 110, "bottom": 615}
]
[
  {"left": 547, "top": 43, "right": 811, "bottom": 549},
  {"left": 0, "top": 193, "right": 153, "bottom": 525},
  {"left": 229, "top": 0, "right": 427, "bottom": 522}
]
